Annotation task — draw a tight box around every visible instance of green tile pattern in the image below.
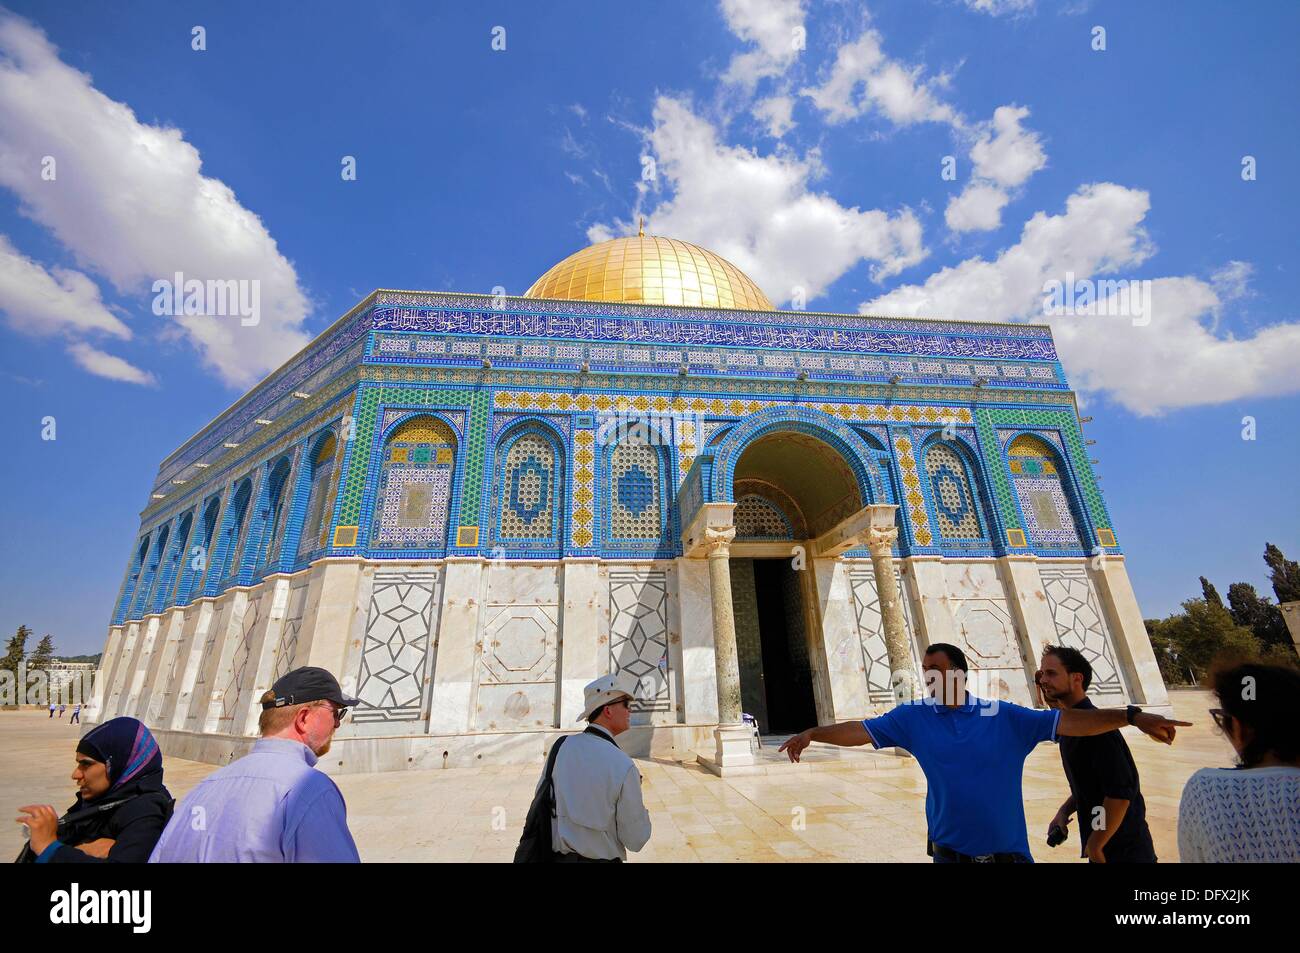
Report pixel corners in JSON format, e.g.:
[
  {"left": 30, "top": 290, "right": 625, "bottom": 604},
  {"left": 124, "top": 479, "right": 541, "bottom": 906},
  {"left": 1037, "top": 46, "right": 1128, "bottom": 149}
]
[{"left": 975, "top": 406, "right": 1114, "bottom": 544}]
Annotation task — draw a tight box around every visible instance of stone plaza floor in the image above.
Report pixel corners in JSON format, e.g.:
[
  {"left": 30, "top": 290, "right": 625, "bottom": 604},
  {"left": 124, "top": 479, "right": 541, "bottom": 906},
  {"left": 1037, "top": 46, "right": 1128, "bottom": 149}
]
[{"left": 1, "top": 689, "right": 1230, "bottom": 862}]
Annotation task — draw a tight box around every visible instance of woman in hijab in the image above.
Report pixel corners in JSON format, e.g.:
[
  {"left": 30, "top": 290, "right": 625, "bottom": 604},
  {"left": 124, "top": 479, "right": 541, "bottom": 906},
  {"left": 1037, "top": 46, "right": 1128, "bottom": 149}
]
[{"left": 15, "top": 716, "right": 173, "bottom": 863}]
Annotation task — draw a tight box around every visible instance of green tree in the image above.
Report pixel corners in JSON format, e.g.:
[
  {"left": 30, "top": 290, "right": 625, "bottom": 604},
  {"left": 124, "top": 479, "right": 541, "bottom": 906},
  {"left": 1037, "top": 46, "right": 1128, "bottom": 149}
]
[
  {"left": 1156, "top": 598, "right": 1259, "bottom": 685},
  {"left": 1226, "top": 582, "right": 1289, "bottom": 649},
  {"left": 1264, "top": 543, "right": 1300, "bottom": 604},
  {"left": 1146, "top": 617, "right": 1194, "bottom": 686},
  {"left": 1200, "top": 576, "right": 1224, "bottom": 608},
  {"left": 0, "top": 625, "right": 31, "bottom": 675},
  {"left": 28, "top": 634, "right": 55, "bottom": 671}
]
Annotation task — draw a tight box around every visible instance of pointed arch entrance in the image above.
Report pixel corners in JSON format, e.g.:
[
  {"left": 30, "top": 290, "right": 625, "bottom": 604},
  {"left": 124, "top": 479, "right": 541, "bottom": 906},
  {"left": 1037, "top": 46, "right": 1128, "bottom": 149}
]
[{"left": 711, "top": 410, "right": 877, "bottom": 734}]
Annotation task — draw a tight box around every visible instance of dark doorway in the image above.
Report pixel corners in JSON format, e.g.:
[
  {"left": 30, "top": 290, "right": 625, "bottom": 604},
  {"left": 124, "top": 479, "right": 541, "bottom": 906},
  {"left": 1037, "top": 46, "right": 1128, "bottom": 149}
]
[{"left": 745, "top": 559, "right": 818, "bottom": 734}]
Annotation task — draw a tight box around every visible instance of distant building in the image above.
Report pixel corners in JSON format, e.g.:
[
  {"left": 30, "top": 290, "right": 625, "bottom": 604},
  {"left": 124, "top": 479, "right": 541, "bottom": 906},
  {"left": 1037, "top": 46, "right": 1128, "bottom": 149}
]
[{"left": 46, "top": 659, "right": 96, "bottom": 703}]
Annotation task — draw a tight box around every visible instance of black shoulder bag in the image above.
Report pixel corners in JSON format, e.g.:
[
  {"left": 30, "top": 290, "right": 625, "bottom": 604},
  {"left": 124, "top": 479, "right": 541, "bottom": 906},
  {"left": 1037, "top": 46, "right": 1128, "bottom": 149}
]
[{"left": 513, "top": 736, "right": 569, "bottom": 863}]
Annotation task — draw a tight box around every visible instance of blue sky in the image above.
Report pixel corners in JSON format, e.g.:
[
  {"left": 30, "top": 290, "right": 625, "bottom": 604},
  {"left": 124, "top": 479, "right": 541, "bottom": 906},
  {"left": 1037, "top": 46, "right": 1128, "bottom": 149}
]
[{"left": 1, "top": 0, "right": 1297, "bottom": 655}]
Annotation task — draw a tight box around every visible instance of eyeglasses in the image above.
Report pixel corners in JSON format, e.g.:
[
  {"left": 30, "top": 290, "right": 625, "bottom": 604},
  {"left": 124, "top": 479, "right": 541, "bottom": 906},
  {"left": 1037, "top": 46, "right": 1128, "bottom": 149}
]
[{"left": 1209, "top": 708, "right": 1231, "bottom": 733}]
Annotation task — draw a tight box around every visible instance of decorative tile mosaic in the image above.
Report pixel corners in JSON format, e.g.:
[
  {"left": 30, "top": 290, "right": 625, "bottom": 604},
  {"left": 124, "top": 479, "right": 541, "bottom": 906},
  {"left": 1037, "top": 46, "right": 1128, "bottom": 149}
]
[
  {"left": 610, "top": 444, "right": 661, "bottom": 539},
  {"left": 498, "top": 433, "right": 555, "bottom": 540},
  {"left": 890, "top": 432, "right": 931, "bottom": 547},
  {"left": 924, "top": 443, "right": 983, "bottom": 539},
  {"left": 571, "top": 429, "right": 595, "bottom": 548}
]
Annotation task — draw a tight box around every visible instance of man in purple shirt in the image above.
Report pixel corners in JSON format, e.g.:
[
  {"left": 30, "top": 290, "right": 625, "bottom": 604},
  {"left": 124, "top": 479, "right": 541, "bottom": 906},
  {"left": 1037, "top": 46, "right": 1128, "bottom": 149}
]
[{"left": 149, "top": 667, "right": 361, "bottom": 863}]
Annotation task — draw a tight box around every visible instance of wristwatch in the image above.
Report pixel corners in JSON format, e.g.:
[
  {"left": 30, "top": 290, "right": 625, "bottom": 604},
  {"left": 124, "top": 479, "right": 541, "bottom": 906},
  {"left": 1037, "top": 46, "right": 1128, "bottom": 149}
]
[{"left": 1126, "top": 704, "right": 1142, "bottom": 725}]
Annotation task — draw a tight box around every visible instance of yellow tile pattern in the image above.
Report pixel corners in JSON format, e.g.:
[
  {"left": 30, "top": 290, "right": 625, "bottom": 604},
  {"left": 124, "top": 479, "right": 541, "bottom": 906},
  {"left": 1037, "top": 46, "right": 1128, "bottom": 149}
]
[
  {"left": 890, "top": 435, "right": 931, "bottom": 546},
  {"left": 493, "top": 390, "right": 974, "bottom": 429},
  {"left": 571, "top": 429, "right": 595, "bottom": 547},
  {"left": 523, "top": 236, "right": 774, "bottom": 311}
]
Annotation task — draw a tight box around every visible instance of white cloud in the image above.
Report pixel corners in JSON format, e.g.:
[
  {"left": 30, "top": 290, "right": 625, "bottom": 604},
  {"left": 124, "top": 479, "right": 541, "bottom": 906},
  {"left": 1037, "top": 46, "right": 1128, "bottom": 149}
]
[
  {"left": 801, "top": 30, "right": 957, "bottom": 127},
  {"left": 753, "top": 94, "right": 796, "bottom": 138},
  {"left": 945, "top": 105, "right": 1046, "bottom": 232},
  {"left": 0, "top": 13, "right": 311, "bottom": 388},
  {"left": 1210, "top": 260, "right": 1254, "bottom": 302},
  {"left": 0, "top": 234, "right": 129, "bottom": 339},
  {"left": 944, "top": 182, "right": 1010, "bottom": 232},
  {"left": 961, "top": 0, "right": 1036, "bottom": 15},
  {"left": 593, "top": 97, "right": 926, "bottom": 305},
  {"left": 720, "top": 0, "right": 806, "bottom": 91},
  {"left": 67, "top": 341, "right": 156, "bottom": 386},
  {"left": 969, "top": 105, "right": 1046, "bottom": 187},
  {"left": 864, "top": 183, "right": 1300, "bottom": 414}
]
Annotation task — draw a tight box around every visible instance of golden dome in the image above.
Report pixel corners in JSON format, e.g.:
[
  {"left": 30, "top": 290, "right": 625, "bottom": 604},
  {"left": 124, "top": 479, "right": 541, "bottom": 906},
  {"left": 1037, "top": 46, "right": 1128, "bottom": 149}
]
[{"left": 523, "top": 234, "right": 774, "bottom": 310}]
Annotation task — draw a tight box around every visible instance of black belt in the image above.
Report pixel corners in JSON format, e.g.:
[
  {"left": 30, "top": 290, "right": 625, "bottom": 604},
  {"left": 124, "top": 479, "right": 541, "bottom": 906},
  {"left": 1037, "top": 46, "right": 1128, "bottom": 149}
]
[{"left": 928, "top": 840, "right": 1026, "bottom": 864}]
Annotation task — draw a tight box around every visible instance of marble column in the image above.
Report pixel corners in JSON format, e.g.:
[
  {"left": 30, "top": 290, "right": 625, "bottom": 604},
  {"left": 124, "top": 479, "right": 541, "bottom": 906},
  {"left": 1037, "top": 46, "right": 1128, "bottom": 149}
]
[
  {"left": 863, "top": 505, "right": 919, "bottom": 703},
  {"left": 704, "top": 524, "right": 755, "bottom": 768},
  {"left": 705, "top": 524, "right": 741, "bottom": 724}
]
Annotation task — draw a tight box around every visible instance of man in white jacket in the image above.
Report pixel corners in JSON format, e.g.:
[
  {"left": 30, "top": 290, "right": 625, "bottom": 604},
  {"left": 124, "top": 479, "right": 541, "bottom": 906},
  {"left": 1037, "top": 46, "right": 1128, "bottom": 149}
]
[{"left": 545, "top": 674, "right": 652, "bottom": 862}]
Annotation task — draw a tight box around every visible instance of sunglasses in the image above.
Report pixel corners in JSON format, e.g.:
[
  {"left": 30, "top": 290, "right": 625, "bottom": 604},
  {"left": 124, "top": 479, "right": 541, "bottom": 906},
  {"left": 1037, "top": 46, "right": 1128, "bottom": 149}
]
[
  {"left": 316, "top": 702, "right": 348, "bottom": 725},
  {"left": 1209, "top": 708, "right": 1231, "bottom": 733}
]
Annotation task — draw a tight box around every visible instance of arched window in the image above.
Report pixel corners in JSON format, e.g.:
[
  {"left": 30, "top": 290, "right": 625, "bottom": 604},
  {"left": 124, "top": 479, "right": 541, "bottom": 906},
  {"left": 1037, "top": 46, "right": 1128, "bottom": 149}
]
[
  {"left": 178, "top": 497, "right": 221, "bottom": 603},
  {"left": 119, "top": 535, "right": 151, "bottom": 619},
  {"left": 924, "top": 442, "right": 986, "bottom": 541},
  {"left": 1007, "top": 434, "right": 1082, "bottom": 548},
  {"left": 493, "top": 426, "right": 563, "bottom": 551},
  {"left": 213, "top": 478, "right": 254, "bottom": 586},
  {"left": 372, "top": 416, "right": 457, "bottom": 550},
  {"left": 136, "top": 523, "right": 171, "bottom": 614},
  {"left": 162, "top": 512, "right": 194, "bottom": 608},
  {"left": 607, "top": 441, "right": 666, "bottom": 543},
  {"left": 298, "top": 431, "right": 338, "bottom": 559},
  {"left": 257, "top": 457, "right": 293, "bottom": 569}
]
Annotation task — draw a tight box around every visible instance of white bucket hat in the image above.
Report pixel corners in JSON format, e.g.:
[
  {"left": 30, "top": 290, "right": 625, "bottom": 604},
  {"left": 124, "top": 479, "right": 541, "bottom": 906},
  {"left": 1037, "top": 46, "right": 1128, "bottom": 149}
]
[{"left": 577, "top": 674, "right": 638, "bottom": 722}]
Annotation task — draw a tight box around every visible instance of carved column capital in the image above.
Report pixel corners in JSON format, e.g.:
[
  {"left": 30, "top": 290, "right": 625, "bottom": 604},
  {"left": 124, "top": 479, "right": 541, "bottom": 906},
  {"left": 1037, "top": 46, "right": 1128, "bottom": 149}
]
[
  {"left": 702, "top": 524, "right": 736, "bottom": 559},
  {"left": 864, "top": 523, "right": 899, "bottom": 552}
]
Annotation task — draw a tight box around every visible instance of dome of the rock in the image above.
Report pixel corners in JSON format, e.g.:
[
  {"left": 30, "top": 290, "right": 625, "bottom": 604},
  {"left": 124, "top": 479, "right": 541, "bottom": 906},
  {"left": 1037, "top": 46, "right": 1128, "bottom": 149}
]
[{"left": 523, "top": 234, "right": 773, "bottom": 310}]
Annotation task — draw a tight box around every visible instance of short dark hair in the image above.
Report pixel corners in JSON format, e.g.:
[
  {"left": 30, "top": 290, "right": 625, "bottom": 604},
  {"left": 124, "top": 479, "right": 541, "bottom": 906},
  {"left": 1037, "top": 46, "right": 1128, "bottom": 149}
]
[
  {"left": 1042, "top": 644, "right": 1093, "bottom": 691},
  {"left": 587, "top": 703, "right": 608, "bottom": 723},
  {"left": 1213, "top": 662, "right": 1300, "bottom": 767},
  {"left": 924, "top": 642, "right": 968, "bottom": 673}
]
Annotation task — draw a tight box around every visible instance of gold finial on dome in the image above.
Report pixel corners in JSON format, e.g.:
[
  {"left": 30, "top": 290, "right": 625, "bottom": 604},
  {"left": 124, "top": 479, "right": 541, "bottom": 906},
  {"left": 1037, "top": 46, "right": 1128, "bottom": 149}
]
[
  {"left": 638, "top": 216, "right": 645, "bottom": 237},
  {"left": 523, "top": 234, "right": 773, "bottom": 310}
]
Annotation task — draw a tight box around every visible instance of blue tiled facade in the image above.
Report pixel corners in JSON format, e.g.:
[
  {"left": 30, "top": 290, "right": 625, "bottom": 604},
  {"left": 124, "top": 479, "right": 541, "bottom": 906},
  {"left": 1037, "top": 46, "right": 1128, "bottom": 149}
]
[{"left": 110, "top": 290, "right": 1117, "bottom": 625}]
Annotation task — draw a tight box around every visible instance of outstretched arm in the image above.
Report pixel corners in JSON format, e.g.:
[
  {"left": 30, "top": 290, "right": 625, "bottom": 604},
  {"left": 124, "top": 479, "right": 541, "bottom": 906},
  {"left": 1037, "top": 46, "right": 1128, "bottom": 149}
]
[
  {"left": 778, "top": 721, "right": 874, "bottom": 762},
  {"left": 1057, "top": 707, "right": 1190, "bottom": 745}
]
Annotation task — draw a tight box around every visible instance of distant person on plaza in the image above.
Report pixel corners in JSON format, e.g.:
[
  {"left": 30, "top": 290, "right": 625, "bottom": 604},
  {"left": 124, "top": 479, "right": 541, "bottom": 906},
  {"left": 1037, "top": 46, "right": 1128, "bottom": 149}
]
[
  {"left": 48, "top": 702, "right": 55, "bottom": 719},
  {"left": 1178, "top": 661, "right": 1300, "bottom": 862},
  {"left": 779, "top": 642, "right": 1190, "bottom": 863},
  {"left": 529, "top": 674, "right": 652, "bottom": 863},
  {"left": 58, "top": 703, "right": 66, "bottom": 719},
  {"left": 1037, "top": 645, "right": 1157, "bottom": 863},
  {"left": 15, "top": 716, "right": 174, "bottom": 863},
  {"left": 148, "top": 666, "right": 361, "bottom": 863},
  {"left": 70, "top": 704, "right": 80, "bottom": 725}
]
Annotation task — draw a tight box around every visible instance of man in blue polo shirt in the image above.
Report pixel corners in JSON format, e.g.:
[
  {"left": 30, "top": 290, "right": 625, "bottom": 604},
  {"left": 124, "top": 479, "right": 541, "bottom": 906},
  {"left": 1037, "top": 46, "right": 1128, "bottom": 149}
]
[{"left": 779, "top": 643, "right": 1188, "bottom": 863}]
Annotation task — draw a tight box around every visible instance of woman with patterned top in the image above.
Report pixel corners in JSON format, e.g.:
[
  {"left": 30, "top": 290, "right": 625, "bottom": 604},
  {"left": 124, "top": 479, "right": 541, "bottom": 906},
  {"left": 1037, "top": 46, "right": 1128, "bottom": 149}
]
[{"left": 1178, "top": 662, "right": 1300, "bottom": 862}]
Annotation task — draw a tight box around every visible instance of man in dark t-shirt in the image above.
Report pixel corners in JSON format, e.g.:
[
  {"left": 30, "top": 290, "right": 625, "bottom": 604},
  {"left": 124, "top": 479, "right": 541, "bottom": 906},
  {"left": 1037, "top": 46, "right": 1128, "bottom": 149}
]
[{"left": 1038, "top": 645, "right": 1157, "bottom": 863}]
